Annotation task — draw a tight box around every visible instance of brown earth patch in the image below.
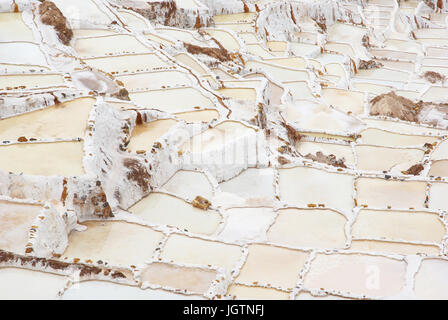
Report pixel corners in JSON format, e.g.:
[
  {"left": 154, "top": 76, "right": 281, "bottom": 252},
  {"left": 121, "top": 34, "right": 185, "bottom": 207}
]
[{"left": 39, "top": 1, "right": 73, "bottom": 45}]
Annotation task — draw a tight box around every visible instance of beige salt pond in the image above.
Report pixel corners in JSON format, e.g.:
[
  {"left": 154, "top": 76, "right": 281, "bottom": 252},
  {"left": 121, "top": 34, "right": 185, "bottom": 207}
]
[
  {"left": 160, "top": 234, "right": 242, "bottom": 273},
  {"left": 83, "top": 54, "right": 170, "bottom": 74},
  {"left": 349, "top": 240, "right": 440, "bottom": 256},
  {"left": 116, "top": 70, "right": 192, "bottom": 91},
  {"left": 161, "top": 170, "right": 213, "bottom": 200},
  {"left": 180, "top": 121, "right": 256, "bottom": 154},
  {"left": 128, "top": 119, "right": 179, "bottom": 152},
  {"left": 227, "top": 285, "right": 289, "bottom": 300},
  {"left": 283, "top": 100, "right": 364, "bottom": 134},
  {"left": 129, "top": 192, "right": 221, "bottom": 235},
  {"left": 0, "top": 97, "right": 94, "bottom": 141},
  {"left": 75, "top": 34, "right": 150, "bottom": 58},
  {"left": 204, "top": 29, "right": 240, "bottom": 51},
  {"left": 217, "top": 87, "right": 257, "bottom": 101},
  {"left": 245, "top": 60, "right": 309, "bottom": 82},
  {"left": 0, "top": 74, "right": 65, "bottom": 91},
  {"left": 297, "top": 141, "right": 355, "bottom": 167},
  {"left": 0, "top": 42, "right": 48, "bottom": 66},
  {"left": 0, "top": 268, "right": 67, "bottom": 300},
  {"left": 0, "top": 200, "right": 42, "bottom": 254},
  {"left": 62, "top": 221, "right": 164, "bottom": 266},
  {"left": 236, "top": 244, "right": 308, "bottom": 290},
  {"left": 129, "top": 87, "right": 215, "bottom": 113},
  {"left": 352, "top": 209, "right": 445, "bottom": 243},
  {"left": 429, "top": 160, "right": 448, "bottom": 177},
  {"left": 267, "top": 208, "right": 347, "bottom": 249},
  {"left": 62, "top": 280, "right": 205, "bottom": 300},
  {"left": 174, "top": 53, "right": 208, "bottom": 75},
  {"left": 415, "top": 259, "right": 448, "bottom": 299},
  {"left": 0, "top": 13, "right": 34, "bottom": 42},
  {"left": 359, "top": 128, "right": 439, "bottom": 148},
  {"left": 0, "top": 141, "right": 84, "bottom": 176},
  {"left": 321, "top": 88, "right": 365, "bottom": 114},
  {"left": 214, "top": 13, "right": 256, "bottom": 24},
  {"left": 355, "top": 145, "right": 425, "bottom": 172},
  {"left": 140, "top": 262, "right": 217, "bottom": 294},
  {"left": 279, "top": 167, "right": 354, "bottom": 213},
  {"left": 303, "top": 253, "right": 406, "bottom": 298},
  {"left": 356, "top": 178, "right": 427, "bottom": 210}
]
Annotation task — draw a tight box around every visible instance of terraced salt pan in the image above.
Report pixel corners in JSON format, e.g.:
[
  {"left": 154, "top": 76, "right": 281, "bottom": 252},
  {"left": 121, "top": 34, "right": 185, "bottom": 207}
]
[
  {"left": 141, "top": 262, "right": 217, "bottom": 295},
  {"left": 129, "top": 87, "right": 214, "bottom": 113},
  {"left": 160, "top": 234, "right": 242, "bottom": 273},
  {"left": 0, "top": 201, "right": 42, "bottom": 254},
  {"left": 428, "top": 183, "right": 448, "bottom": 211},
  {"left": 266, "top": 41, "right": 287, "bottom": 52},
  {"left": 0, "top": 97, "right": 94, "bottom": 141},
  {"left": 245, "top": 44, "right": 276, "bottom": 58},
  {"left": 174, "top": 53, "right": 207, "bottom": 75},
  {"left": 279, "top": 167, "right": 354, "bottom": 213},
  {"left": 352, "top": 210, "right": 444, "bottom": 243},
  {"left": 304, "top": 253, "right": 406, "bottom": 298},
  {"left": 0, "top": 74, "right": 65, "bottom": 91},
  {"left": 0, "top": 42, "right": 48, "bottom": 66},
  {"left": 289, "top": 42, "right": 319, "bottom": 56},
  {"left": 0, "top": 268, "right": 67, "bottom": 300},
  {"left": 129, "top": 192, "right": 221, "bottom": 235},
  {"left": 355, "top": 145, "right": 425, "bottom": 173},
  {"left": 283, "top": 101, "right": 363, "bottom": 134},
  {"left": 321, "top": 88, "right": 365, "bottom": 115},
  {"left": 73, "top": 29, "right": 117, "bottom": 38},
  {"left": 62, "top": 280, "right": 204, "bottom": 300},
  {"left": 363, "top": 119, "right": 447, "bottom": 136},
  {"left": 116, "top": 71, "right": 192, "bottom": 91},
  {"left": 297, "top": 141, "right": 355, "bottom": 167},
  {"left": 227, "top": 285, "right": 289, "bottom": 300},
  {"left": 325, "top": 42, "right": 356, "bottom": 57},
  {"left": 214, "top": 13, "right": 256, "bottom": 24},
  {"left": 245, "top": 61, "right": 309, "bottom": 82},
  {"left": 359, "top": 128, "right": 439, "bottom": 147},
  {"left": 181, "top": 121, "right": 256, "bottom": 154},
  {"left": 62, "top": 221, "right": 164, "bottom": 266},
  {"left": 327, "top": 23, "right": 368, "bottom": 58},
  {"left": 217, "top": 88, "right": 257, "bottom": 101},
  {"left": 283, "top": 81, "right": 314, "bottom": 101},
  {"left": 422, "top": 87, "right": 448, "bottom": 102},
  {"left": 353, "top": 82, "right": 393, "bottom": 95},
  {"left": 0, "top": 142, "right": 84, "bottom": 176},
  {"left": 162, "top": 171, "right": 212, "bottom": 201},
  {"left": 217, "top": 168, "right": 275, "bottom": 207},
  {"left": 0, "top": 13, "right": 34, "bottom": 42},
  {"left": 267, "top": 208, "right": 346, "bottom": 249},
  {"left": 415, "top": 259, "right": 448, "bottom": 300},
  {"left": 75, "top": 34, "right": 150, "bottom": 57},
  {"left": 0, "top": 64, "right": 50, "bottom": 73},
  {"left": 236, "top": 244, "right": 308, "bottom": 290},
  {"left": 175, "top": 110, "right": 219, "bottom": 123},
  {"left": 204, "top": 29, "right": 240, "bottom": 51},
  {"left": 83, "top": 54, "right": 170, "bottom": 74},
  {"left": 429, "top": 160, "right": 448, "bottom": 177},
  {"left": 218, "top": 208, "right": 275, "bottom": 243},
  {"left": 214, "top": 23, "right": 254, "bottom": 33},
  {"left": 350, "top": 240, "right": 440, "bottom": 256},
  {"left": 155, "top": 28, "right": 207, "bottom": 46},
  {"left": 62, "top": 281, "right": 204, "bottom": 300},
  {"left": 356, "top": 178, "right": 427, "bottom": 210},
  {"left": 118, "top": 10, "right": 148, "bottom": 30}
]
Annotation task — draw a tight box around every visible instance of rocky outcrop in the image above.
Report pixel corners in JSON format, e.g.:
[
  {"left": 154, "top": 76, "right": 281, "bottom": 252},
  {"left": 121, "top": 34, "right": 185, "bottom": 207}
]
[
  {"left": 370, "top": 92, "right": 419, "bottom": 122},
  {"left": 39, "top": 1, "right": 73, "bottom": 45}
]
